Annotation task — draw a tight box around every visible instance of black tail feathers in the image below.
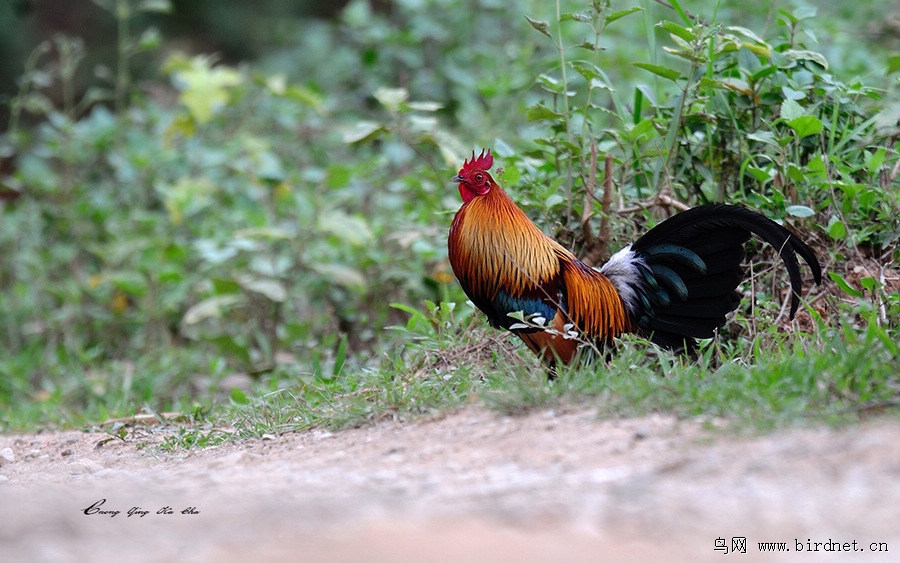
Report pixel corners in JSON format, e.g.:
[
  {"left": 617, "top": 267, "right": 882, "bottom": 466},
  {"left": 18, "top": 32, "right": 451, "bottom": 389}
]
[{"left": 630, "top": 204, "right": 822, "bottom": 350}]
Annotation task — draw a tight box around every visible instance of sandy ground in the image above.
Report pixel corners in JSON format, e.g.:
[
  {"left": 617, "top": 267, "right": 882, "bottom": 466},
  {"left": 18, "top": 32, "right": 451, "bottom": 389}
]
[{"left": 2, "top": 406, "right": 900, "bottom": 562}]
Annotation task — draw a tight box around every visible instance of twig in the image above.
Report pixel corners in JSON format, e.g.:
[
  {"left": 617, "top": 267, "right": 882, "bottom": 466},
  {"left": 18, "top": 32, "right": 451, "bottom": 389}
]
[
  {"left": 617, "top": 193, "right": 691, "bottom": 215},
  {"left": 889, "top": 151, "right": 900, "bottom": 182},
  {"left": 599, "top": 153, "right": 614, "bottom": 255},
  {"left": 656, "top": 193, "right": 691, "bottom": 212},
  {"left": 652, "top": 0, "right": 698, "bottom": 21},
  {"left": 583, "top": 152, "right": 614, "bottom": 266}
]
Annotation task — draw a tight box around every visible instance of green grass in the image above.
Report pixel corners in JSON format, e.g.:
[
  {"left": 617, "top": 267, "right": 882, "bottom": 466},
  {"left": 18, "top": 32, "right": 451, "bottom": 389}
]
[
  {"left": 8, "top": 283, "right": 897, "bottom": 449},
  {"left": 152, "top": 299, "right": 900, "bottom": 451}
]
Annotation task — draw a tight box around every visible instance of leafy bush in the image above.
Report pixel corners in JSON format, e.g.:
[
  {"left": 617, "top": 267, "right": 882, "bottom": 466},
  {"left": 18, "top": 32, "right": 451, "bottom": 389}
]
[{"left": 516, "top": 1, "right": 900, "bottom": 254}]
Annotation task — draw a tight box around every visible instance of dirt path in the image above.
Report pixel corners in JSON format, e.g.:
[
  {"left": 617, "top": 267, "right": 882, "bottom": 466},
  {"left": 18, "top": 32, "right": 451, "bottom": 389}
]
[{"left": 2, "top": 407, "right": 900, "bottom": 562}]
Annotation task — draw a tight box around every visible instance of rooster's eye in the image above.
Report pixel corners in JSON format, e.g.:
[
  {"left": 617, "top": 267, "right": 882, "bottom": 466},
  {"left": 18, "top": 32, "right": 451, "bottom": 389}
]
[{"left": 474, "top": 173, "right": 484, "bottom": 183}]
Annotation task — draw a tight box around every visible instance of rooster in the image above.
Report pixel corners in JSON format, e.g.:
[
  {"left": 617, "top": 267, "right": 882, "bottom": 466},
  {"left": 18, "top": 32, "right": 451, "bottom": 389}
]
[{"left": 448, "top": 149, "right": 822, "bottom": 370}]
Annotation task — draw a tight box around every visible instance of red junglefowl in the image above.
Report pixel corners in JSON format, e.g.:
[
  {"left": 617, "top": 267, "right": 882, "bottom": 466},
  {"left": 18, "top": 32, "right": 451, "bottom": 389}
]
[{"left": 448, "top": 149, "right": 822, "bottom": 371}]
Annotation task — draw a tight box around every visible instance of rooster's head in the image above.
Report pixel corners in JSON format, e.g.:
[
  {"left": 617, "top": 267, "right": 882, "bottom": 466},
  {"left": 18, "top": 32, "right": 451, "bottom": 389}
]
[{"left": 451, "top": 148, "right": 495, "bottom": 203}]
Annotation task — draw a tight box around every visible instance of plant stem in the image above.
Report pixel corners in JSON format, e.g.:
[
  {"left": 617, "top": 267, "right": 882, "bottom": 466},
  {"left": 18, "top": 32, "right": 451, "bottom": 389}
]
[
  {"left": 555, "top": 0, "right": 574, "bottom": 219},
  {"left": 116, "top": 0, "right": 131, "bottom": 114}
]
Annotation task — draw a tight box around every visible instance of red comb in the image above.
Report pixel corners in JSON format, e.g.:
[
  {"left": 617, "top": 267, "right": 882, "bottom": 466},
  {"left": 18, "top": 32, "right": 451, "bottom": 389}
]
[{"left": 459, "top": 148, "right": 493, "bottom": 174}]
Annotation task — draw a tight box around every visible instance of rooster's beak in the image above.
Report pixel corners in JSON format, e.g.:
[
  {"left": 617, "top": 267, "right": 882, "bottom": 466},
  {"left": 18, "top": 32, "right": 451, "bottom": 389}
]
[{"left": 450, "top": 175, "right": 463, "bottom": 183}]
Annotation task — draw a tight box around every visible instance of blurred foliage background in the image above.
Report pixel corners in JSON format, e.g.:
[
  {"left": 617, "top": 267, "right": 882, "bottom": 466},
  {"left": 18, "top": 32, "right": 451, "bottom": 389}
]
[{"left": 1, "top": 0, "right": 899, "bottom": 431}]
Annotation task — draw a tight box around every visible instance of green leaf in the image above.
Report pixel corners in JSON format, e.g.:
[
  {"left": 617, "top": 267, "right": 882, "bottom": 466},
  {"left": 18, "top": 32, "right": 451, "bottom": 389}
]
[
  {"left": 834, "top": 182, "right": 862, "bottom": 199},
  {"left": 858, "top": 188, "right": 879, "bottom": 210},
  {"left": 625, "top": 118, "right": 657, "bottom": 142},
  {"left": 407, "top": 114, "right": 438, "bottom": 132},
  {"left": 264, "top": 75, "right": 325, "bottom": 112},
  {"left": 390, "top": 302, "right": 433, "bottom": 333},
  {"left": 805, "top": 156, "right": 827, "bottom": 180},
  {"left": 545, "top": 193, "right": 565, "bottom": 208},
  {"left": 632, "top": 62, "right": 682, "bottom": 82},
  {"left": 211, "top": 278, "right": 242, "bottom": 295},
  {"left": 501, "top": 164, "right": 521, "bottom": 186},
  {"left": 194, "top": 239, "right": 238, "bottom": 265},
  {"left": 787, "top": 115, "right": 823, "bottom": 138},
  {"left": 525, "top": 104, "right": 562, "bottom": 122},
  {"left": 783, "top": 49, "right": 828, "bottom": 70},
  {"left": 785, "top": 164, "right": 805, "bottom": 185},
  {"left": 785, "top": 205, "right": 815, "bottom": 218},
  {"left": 697, "top": 78, "right": 721, "bottom": 92},
  {"left": 605, "top": 7, "right": 642, "bottom": 24},
  {"left": 781, "top": 86, "right": 806, "bottom": 101},
  {"left": 780, "top": 98, "right": 804, "bottom": 121},
  {"left": 209, "top": 335, "right": 251, "bottom": 366},
  {"left": 793, "top": 7, "right": 818, "bottom": 20},
  {"left": 860, "top": 277, "right": 877, "bottom": 293},
  {"left": 439, "top": 301, "right": 456, "bottom": 319},
  {"left": 230, "top": 387, "right": 250, "bottom": 405},
  {"left": 333, "top": 334, "right": 348, "bottom": 376},
  {"left": 828, "top": 271, "right": 863, "bottom": 298},
  {"left": 745, "top": 166, "right": 772, "bottom": 182},
  {"left": 233, "top": 227, "right": 293, "bottom": 241},
  {"left": 183, "top": 295, "right": 244, "bottom": 325},
  {"left": 373, "top": 87, "right": 408, "bottom": 112},
  {"left": 389, "top": 303, "right": 421, "bottom": 317},
  {"left": 342, "top": 121, "right": 385, "bottom": 144},
  {"left": 635, "top": 84, "right": 658, "bottom": 109},
  {"left": 237, "top": 275, "right": 286, "bottom": 302},
  {"left": 827, "top": 216, "right": 847, "bottom": 240},
  {"left": 160, "top": 176, "right": 216, "bottom": 225},
  {"left": 657, "top": 21, "right": 696, "bottom": 42},
  {"left": 318, "top": 211, "right": 373, "bottom": 246},
  {"left": 866, "top": 147, "right": 886, "bottom": 175},
  {"left": 668, "top": 0, "right": 691, "bottom": 25},
  {"left": 725, "top": 26, "right": 767, "bottom": 45},
  {"left": 109, "top": 271, "right": 148, "bottom": 297},
  {"left": 888, "top": 56, "right": 900, "bottom": 76},
  {"left": 136, "top": 28, "right": 162, "bottom": 51},
  {"left": 326, "top": 165, "right": 352, "bottom": 189},
  {"left": 524, "top": 16, "right": 552, "bottom": 39},
  {"left": 747, "top": 131, "right": 778, "bottom": 146},
  {"left": 535, "top": 73, "right": 562, "bottom": 93},
  {"left": 574, "top": 40, "right": 605, "bottom": 52},
  {"left": 312, "top": 263, "right": 366, "bottom": 289},
  {"left": 405, "top": 101, "right": 443, "bottom": 112},
  {"left": 661, "top": 45, "right": 698, "bottom": 61},
  {"left": 285, "top": 85, "right": 325, "bottom": 112},
  {"left": 569, "top": 60, "right": 603, "bottom": 81}
]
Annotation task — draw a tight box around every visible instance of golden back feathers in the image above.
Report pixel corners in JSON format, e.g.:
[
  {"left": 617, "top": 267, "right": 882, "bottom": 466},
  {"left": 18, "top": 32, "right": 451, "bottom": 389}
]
[{"left": 559, "top": 259, "right": 629, "bottom": 342}]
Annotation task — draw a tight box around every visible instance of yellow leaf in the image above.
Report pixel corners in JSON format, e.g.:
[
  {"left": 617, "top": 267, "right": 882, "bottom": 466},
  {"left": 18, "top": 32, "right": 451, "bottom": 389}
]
[
  {"left": 166, "top": 54, "right": 242, "bottom": 124},
  {"left": 112, "top": 291, "right": 129, "bottom": 313},
  {"left": 741, "top": 41, "right": 771, "bottom": 58}
]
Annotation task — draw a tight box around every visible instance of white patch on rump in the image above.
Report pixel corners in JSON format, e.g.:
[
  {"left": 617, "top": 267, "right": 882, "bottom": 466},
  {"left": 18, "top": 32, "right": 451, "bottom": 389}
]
[{"left": 597, "top": 245, "right": 645, "bottom": 316}]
